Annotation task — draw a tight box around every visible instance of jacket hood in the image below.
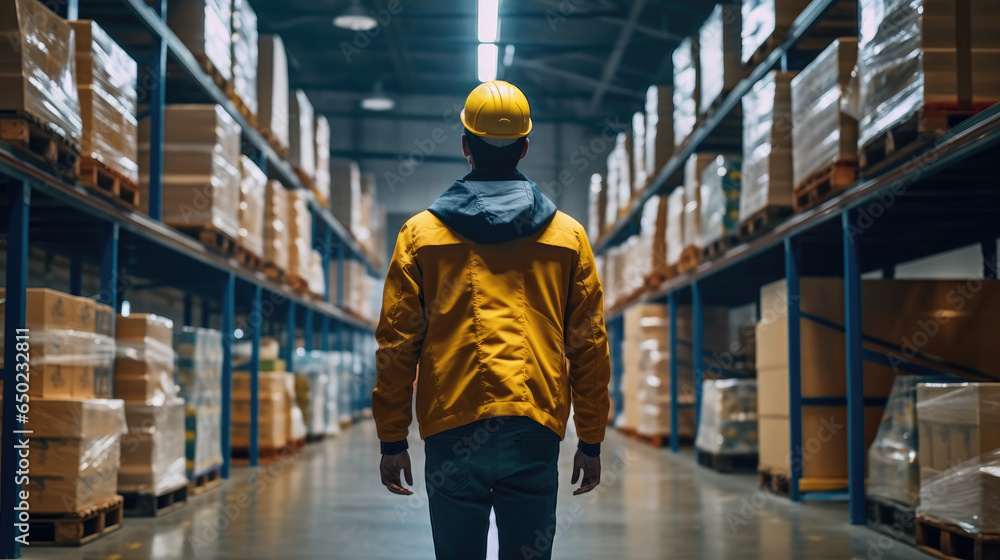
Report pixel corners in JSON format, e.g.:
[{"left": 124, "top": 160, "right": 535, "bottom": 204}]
[{"left": 427, "top": 170, "right": 557, "bottom": 244}]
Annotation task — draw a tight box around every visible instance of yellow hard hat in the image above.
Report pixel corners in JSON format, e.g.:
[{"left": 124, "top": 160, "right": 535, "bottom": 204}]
[{"left": 460, "top": 80, "right": 532, "bottom": 142}]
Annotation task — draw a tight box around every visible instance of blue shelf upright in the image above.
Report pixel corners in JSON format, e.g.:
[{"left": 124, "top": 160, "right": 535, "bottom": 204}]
[
  {"left": 842, "top": 211, "right": 865, "bottom": 525},
  {"left": 784, "top": 237, "right": 804, "bottom": 502},
  {"left": 220, "top": 274, "right": 235, "bottom": 479}
]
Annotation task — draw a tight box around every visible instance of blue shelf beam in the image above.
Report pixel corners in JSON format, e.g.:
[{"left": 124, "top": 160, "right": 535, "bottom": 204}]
[
  {"left": 669, "top": 292, "right": 680, "bottom": 454},
  {"left": 285, "top": 302, "right": 297, "bottom": 366},
  {"left": 608, "top": 316, "right": 624, "bottom": 430},
  {"left": 842, "top": 211, "right": 866, "bottom": 525},
  {"left": 785, "top": 237, "right": 804, "bottom": 502},
  {"left": 220, "top": 273, "right": 235, "bottom": 479}
]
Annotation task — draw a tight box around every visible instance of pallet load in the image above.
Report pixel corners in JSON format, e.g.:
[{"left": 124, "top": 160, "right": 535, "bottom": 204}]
[
  {"left": 0, "top": 288, "right": 114, "bottom": 399},
  {"left": 631, "top": 112, "right": 647, "bottom": 193},
  {"left": 294, "top": 351, "right": 331, "bottom": 441},
  {"left": 603, "top": 150, "right": 620, "bottom": 232},
  {"left": 866, "top": 375, "right": 921, "bottom": 541},
  {"left": 168, "top": 0, "right": 232, "bottom": 89},
  {"left": 587, "top": 173, "right": 606, "bottom": 242},
  {"left": 175, "top": 327, "right": 224, "bottom": 487},
  {"left": 915, "top": 383, "right": 1000, "bottom": 559},
  {"left": 287, "top": 188, "right": 313, "bottom": 293},
  {"left": 698, "top": 155, "right": 742, "bottom": 261},
  {"left": 237, "top": 155, "right": 266, "bottom": 270},
  {"left": 857, "top": 0, "right": 1000, "bottom": 173},
  {"left": 229, "top": 0, "right": 258, "bottom": 125},
  {"left": 263, "top": 180, "right": 289, "bottom": 279},
  {"left": 330, "top": 159, "right": 362, "bottom": 235},
  {"left": 139, "top": 105, "right": 242, "bottom": 253},
  {"left": 739, "top": 71, "right": 796, "bottom": 239},
  {"left": 114, "top": 314, "right": 176, "bottom": 405},
  {"left": 69, "top": 20, "right": 140, "bottom": 206},
  {"left": 673, "top": 37, "right": 700, "bottom": 148},
  {"left": 257, "top": 34, "right": 289, "bottom": 155},
  {"left": 0, "top": 0, "right": 82, "bottom": 178},
  {"left": 680, "top": 153, "right": 725, "bottom": 273},
  {"left": 644, "top": 85, "right": 675, "bottom": 182},
  {"left": 27, "top": 399, "right": 127, "bottom": 546},
  {"left": 357, "top": 174, "right": 388, "bottom": 267},
  {"left": 665, "top": 187, "right": 685, "bottom": 272},
  {"left": 791, "top": 39, "right": 859, "bottom": 213},
  {"left": 619, "top": 304, "right": 678, "bottom": 436},
  {"left": 119, "top": 400, "right": 188, "bottom": 517},
  {"left": 741, "top": 0, "right": 858, "bottom": 67},
  {"left": 638, "top": 194, "right": 669, "bottom": 285},
  {"left": 314, "top": 114, "right": 332, "bottom": 207},
  {"left": 699, "top": 3, "right": 743, "bottom": 114},
  {"left": 696, "top": 379, "right": 759, "bottom": 472},
  {"left": 232, "top": 371, "right": 289, "bottom": 459},
  {"left": 609, "top": 133, "right": 631, "bottom": 218},
  {"left": 289, "top": 89, "right": 316, "bottom": 186}
]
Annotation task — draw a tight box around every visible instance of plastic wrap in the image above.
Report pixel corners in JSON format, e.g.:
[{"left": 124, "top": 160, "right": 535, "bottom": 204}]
[
  {"left": 289, "top": 90, "right": 316, "bottom": 178},
  {"left": 629, "top": 308, "right": 697, "bottom": 437},
  {"left": 294, "top": 352, "right": 331, "bottom": 437},
  {"left": 174, "top": 326, "right": 222, "bottom": 409},
  {"left": 116, "top": 313, "right": 178, "bottom": 405},
  {"left": 699, "top": 3, "right": 742, "bottom": 112},
  {"left": 168, "top": 0, "right": 232, "bottom": 81},
  {"left": 666, "top": 187, "right": 685, "bottom": 266},
  {"left": 614, "top": 133, "right": 631, "bottom": 215},
  {"left": 791, "top": 39, "right": 858, "bottom": 186},
  {"left": 238, "top": 155, "right": 267, "bottom": 258},
  {"left": 70, "top": 20, "right": 139, "bottom": 183},
  {"left": 119, "top": 401, "right": 189, "bottom": 495},
  {"left": 314, "top": 115, "right": 332, "bottom": 205},
  {"left": 919, "top": 450, "right": 1000, "bottom": 535},
  {"left": 0, "top": 0, "right": 82, "bottom": 144},
  {"left": 604, "top": 151, "right": 620, "bottom": 226},
  {"left": 631, "top": 112, "right": 647, "bottom": 192},
  {"left": 587, "top": 173, "right": 605, "bottom": 242},
  {"left": 639, "top": 194, "right": 668, "bottom": 278},
  {"left": 186, "top": 406, "right": 222, "bottom": 475},
  {"left": 696, "top": 379, "right": 759, "bottom": 455},
  {"left": 139, "top": 105, "right": 242, "bottom": 238},
  {"left": 683, "top": 154, "right": 719, "bottom": 250},
  {"left": 645, "top": 85, "right": 674, "bottom": 177},
  {"left": 257, "top": 35, "right": 289, "bottom": 149},
  {"left": 231, "top": 0, "right": 258, "bottom": 117},
  {"left": 31, "top": 330, "right": 114, "bottom": 399},
  {"left": 673, "top": 37, "right": 699, "bottom": 147},
  {"left": 264, "top": 180, "right": 289, "bottom": 271},
  {"left": 867, "top": 376, "right": 920, "bottom": 506},
  {"left": 287, "top": 188, "right": 313, "bottom": 280},
  {"left": 700, "top": 155, "right": 742, "bottom": 247},
  {"left": 742, "top": 0, "right": 776, "bottom": 62},
  {"left": 306, "top": 249, "right": 325, "bottom": 297},
  {"left": 740, "top": 71, "right": 795, "bottom": 222}
]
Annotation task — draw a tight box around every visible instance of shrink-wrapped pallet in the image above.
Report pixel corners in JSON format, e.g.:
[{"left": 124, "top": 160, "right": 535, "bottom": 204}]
[
  {"left": 238, "top": 156, "right": 266, "bottom": 258},
  {"left": 696, "top": 379, "right": 759, "bottom": 456},
  {"left": 168, "top": 0, "right": 232, "bottom": 81},
  {"left": 232, "top": 371, "right": 289, "bottom": 449},
  {"left": 699, "top": 155, "right": 742, "bottom": 248},
  {"left": 289, "top": 90, "right": 316, "bottom": 179},
  {"left": 791, "top": 38, "right": 858, "bottom": 187},
  {"left": 673, "top": 37, "right": 700, "bottom": 147},
  {"left": 699, "top": 3, "right": 743, "bottom": 112},
  {"left": 857, "top": 0, "right": 1000, "bottom": 150},
  {"left": 287, "top": 188, "right": 313, "bottom": 281},
  {"left": 587, "top": 173, "right": 606, "bottom": 242},
  {"left": 867, "top": 375, "right": 920, "bottom": 507},
  {"left": 640, "top": 194, "right": 668, "bottom": 279},
  {"left": 631, "top": 112, "right": 647, "bottom": 193},
  {"left": 115, "top": 313, "right": 176, "bottom": 405},
  {"left": 645, "top": 85, "right": 674, "bottom": 180},
  {"left": 330, "top": 160, "right": 362, "bottom": 234},
  {"left": 263, "top": 180, "right": 289, "bottom": 272},
  {"left": 175, "top": 327, "right": 223, "bottom": 476},
  {"left": 612, "top": 133, "right": 631, "bottom": 215},
  {"left": 258, "top": 35, "right": 289, "bottom": 151},
  {"left": 604, "top": 150, "right": 620, "bottom": 227},
  {"left": 306, "top": 249, "right": 325, "bottom": 297},
  {"left": 70, "top": 20, "right": 139, "bottom": 183},
  {"left": 120, "top": 401, "right": 188, "bottom": 495},
  {"left": 682, "top": 154, "right": 721, "bottom": 251},
  {"left": 666, "top": 187, "right": 685, "bottom": 267},
  {"left": 230, "top": 0, "right": 258, "bottom": 118},
  {"left": 294, "top": 351, "right": 330, "bottom": 438},
  {"left": 0, "top": 0, "right": 82, "bottom": 144},
  {"left": 314, "top": 114, "right": 331, "bottom": 206},
  {"left": 139, "top": 105, "right": 242, "bottom": 240},
  {"left": 739, "top": 72, "right": 796, "bottom": 223}
]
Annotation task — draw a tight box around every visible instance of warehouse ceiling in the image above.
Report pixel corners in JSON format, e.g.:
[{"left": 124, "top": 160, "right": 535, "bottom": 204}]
[{"left": 254, "top": 0, "right": 721, "bottom": 124}]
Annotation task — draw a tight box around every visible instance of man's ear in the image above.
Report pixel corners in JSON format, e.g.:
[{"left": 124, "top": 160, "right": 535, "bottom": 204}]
[
  {"left": 520, "top": 138, "right": 529, "bottom": 160},
  {"left": 462, "top": 134, "right": 471, "bottom": 158}
]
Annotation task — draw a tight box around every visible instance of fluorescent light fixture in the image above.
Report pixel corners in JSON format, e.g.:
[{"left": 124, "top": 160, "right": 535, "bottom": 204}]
[
  {"left": 234, "top": 328, "right": 245, "bottom": 339},
  {"left": 478, "top": 43, "right": 498, "bottom": 82},
  {"left": 361, "top": 81, "right": 395, "bottom": 111},
  {"left": 503, "top": 44, "right": 515, "bottom": 67},
  {"left": 478, "top": 0, "right": 499, "bottom": 42},
  {"left": 334, "top": 0, "right": 377, "bottom": 31},
  {"left": 120, "top": 300, "right": 131, "bottom": 317}
]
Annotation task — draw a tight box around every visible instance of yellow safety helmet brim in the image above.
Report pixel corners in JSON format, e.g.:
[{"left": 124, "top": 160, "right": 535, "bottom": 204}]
[{"left": 460, "top": 80, "right": 533, "bottom": 140}]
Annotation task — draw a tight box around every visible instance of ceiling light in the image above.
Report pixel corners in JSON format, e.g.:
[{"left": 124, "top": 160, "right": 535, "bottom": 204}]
[
  {"left": 503, "top": 44, "right": 515, "bottom": 67},
  {"left": 361, "top": 81, "right": 395, "bottom": 111},
  {"left": 478, "top": 0, "right": 499, "bottom": 42},
  {"left": 478, "top": 43, "right": 498, "bottom": 83},
  {"left": 334, "top": 0, "right": 377, "bottom": 31}
]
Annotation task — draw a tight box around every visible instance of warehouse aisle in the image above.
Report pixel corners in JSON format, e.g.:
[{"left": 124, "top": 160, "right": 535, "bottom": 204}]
[{"left": 25, "top": 422, "right": 921, "bottom": 560}]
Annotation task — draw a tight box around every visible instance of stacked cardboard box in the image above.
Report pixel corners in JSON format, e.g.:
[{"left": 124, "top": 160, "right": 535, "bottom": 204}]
[
  {"left": 699, "top": 155, "right": 742, "bottom": 248},
  {"left": 638, "top": 195, "right": 668, "bottom": 281},
  {"left": 603, "top": 152, "right": 619, "bottom": 231},
  {"left": 330, "top": 160, "right": 363, "bottom": 236},
  {"left": 138, "top": 105, "right": 242, "bottom": 241},
  {"left": 232, "top": 372, "right": 289, "bottom": 449},
  {"left": 314, "top": 115, "right": 331, "bottom": 206},
  {"left": 0, "top": 0, "right": 82, "bottom": 146},
  {"left": 289, "top": 90, "right": 316, "bottom": 181},
  {"left": 230, "top": 0, "right": 258, "bottom": 119},
  {"left": 115, "top": 314, "right": 176, "bottom": 405},
  {"left": 29, "top": 399, "right": 126, "bottom": 513},
  {"left": 665, "top": 187, "right": 685, "bottom": 268},
  {"left": 257, "top": 35, "right": 289, "bottom": 152},
  {"left": 673, "top": 37, "right": 700, "bottom": 148},
  {"left": 916, "top": 383, "right": 1000, "bottom": 533},
  {"left": 287, "top": 188, "right": 313, "bottom": 283},
  {"left": 867, "top": 375, "right": 921, "bottom": 507},
  {"left": 739, "top": 71, "right": 796, "bottom": 224},
  {"left": 175, "top": 327, "right": 224, "bottom": 477},
  {"left": 119, "top": 400, "right": 188, "bottom": 496},
  {"left": 263, "top": 180, "right": 289, "bottom": 273},
  {"left": 644, "top": 85, "right": 675, "bottom": 181},
  {"left": 238, "top": 156, "right": 266, "bottom": 260},
  {"left": 357, "top": 174, "right": 387, "bottom": 267},
  {"left": 168, "top": 0, "right": 232, "bottom": 82},
  {"left": 699, "top": 3, "right": 743, "bottom": 112},
  {"left": 696, "top": 379, "right": 759, "bottom": 457},
  {"left": 631, "top": 112, "right": 647, "bottom": 193},
  {"left": 742, "top": 0, "right": 810, "bottom": 62},
  {"left": 609, "top": 133, "right": 631, "bottom": 218},
  {"left": 70, "top": 20, "right": 139, "bottom": 183}
]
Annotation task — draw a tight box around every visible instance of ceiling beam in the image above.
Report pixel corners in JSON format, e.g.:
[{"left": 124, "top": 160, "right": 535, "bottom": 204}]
[
  {"left": 516, "top": 58, "right": 643, "bottom": 100},
  {"left": 598, "top": 16, "right": 681, "bottom": 42},
  {"left": 586, "top": 0, "right": 647, "bottom": 115}
]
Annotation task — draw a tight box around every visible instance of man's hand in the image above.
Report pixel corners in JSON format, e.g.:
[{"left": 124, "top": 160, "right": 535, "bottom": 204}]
[
  {"left": 380, "top": 451, "right": 414, "bottom": 495},
  {"left": 571, "top": 449, "right": 601, "bottom": 495}
]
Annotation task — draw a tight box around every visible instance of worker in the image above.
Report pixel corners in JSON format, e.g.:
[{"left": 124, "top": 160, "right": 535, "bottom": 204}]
[{"left": 372, "top": 80, "right": 611, "bottom": 560}]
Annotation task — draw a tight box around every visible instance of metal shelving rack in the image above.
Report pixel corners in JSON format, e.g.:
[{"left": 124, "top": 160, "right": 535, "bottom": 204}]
[
  {"left": 596, "top": 0, "right": 1000, "bottom": 531},
  {"left": 0, "top": 1, "right": 380, "bottom": 557}
]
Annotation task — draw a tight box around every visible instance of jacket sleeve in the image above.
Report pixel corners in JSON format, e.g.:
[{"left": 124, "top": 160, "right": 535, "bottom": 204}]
[
  {"left": 565, "top": 230, "right": 612, "bottom": 446},
  {"left": 372, "top": 223, "right": 427, "bottom": 445}
]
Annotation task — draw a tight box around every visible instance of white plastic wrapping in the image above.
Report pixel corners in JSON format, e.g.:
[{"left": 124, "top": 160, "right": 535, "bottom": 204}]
[
  {"left": 287, "top": 188, "right": 313, "bottom": 281},
  {"left": 791, "top": 39, "right": 858, "bottom": 186},
  {"left": 699, "top": 155, "right": 742, "bottom": 247},
  {"left": 919, "top": 450, "right": 1000, "bottom": 535},
  {"left": 115, "top": 337, "right": 177, "bottom": 406},
  {"left": 169, "top": 0, "right": 233, "bottom": 81},
  {"left": 294, "top": 352, "right": 331, "bottom": 438},
  {"left": 740, "top": 71, "right": 795, "bottom": 222},
  {"left": 699, "top": 3, "right": 742, "bottom": 112},
  {"left": 742, "top": 0, "right": 777, "bottom": 62},
  {"left": 120, "top": 401, "right": 189, "bottom": 495},
  {"left": 604, "top": 151, "right": 620, "bottom": 226},
  {"left": 330, "top": 160, "right": 362, "bottom": 236},
  {"left": 696, "top": 379, "right": 759, "bottom": 455},
  {"left": 673, "top": 37, "right": 700, "bottom": 147},
  {"left": 264, "top": 180, "right": 289, "bottom": 271},
  {"left": 683, "top": 154, "right": 719, "bottom": 250},
  {"left": 632, "top": 112, "right": 647, "bottom": 192},
  {"left": 175, "top": 327, "right": 223, "bottom": 475},
  {"left": 645, "top": 85, "right": 674, "bottom": 178},
  {"left": 231, "top": 0, "right": 258, "bottom": 117},
  {"left": 0, "top": 0, "right": 82, "bottom": 145},
  {"left": 639, "top": 194, "right": 668, "bottom": 279},
  {"left": 587, "top": 173, "right": 605, "bottom": 242},
  {"left": 258, "top": 35, "right": 289, "bottom": 149},
  {"left": 614, "top": 132, "right": 631, "bottom": 215},
  {"left": 867, "top": 375, "right": 920, "bottom": 506},
  {"left": 238, "top": 155, "right": 267, "bottom": 258},
  {"left": 289, "top": 90, "right": 316, "bottom": 178},
  {"left": 666, "top": 187, "right": 685, "bottom": 266},
  {"left": 314, "top": 114, "right": 332, "bottom": 205}
]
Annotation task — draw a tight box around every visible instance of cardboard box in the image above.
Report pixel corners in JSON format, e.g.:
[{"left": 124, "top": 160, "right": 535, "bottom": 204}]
[
  {"left": 119, "top": 402, "right": 187, "bottom": 494},
  {"left": 699, "top": 2, "right": 743, "bottom": 112},
  {"left": 32, "top": 398, "right": 126, "bottom": 439},
  {"left": 257, "top": 35, "right": 289, "bottom": 149},
  {"left": 168, "top": 0, "right": 232, "bottom": 81},
  {"left": 232, "top": 419, "right": 288, "bottom": 448},
  {"left": 644, "top": 85, "right": 675, "bottom": 179},
  {"left": 0, "top": 288, "right": 93, "bottom": 332},
  {"left": 116, "top": 313, "right": 174, "bottom": 346},
  {"left": 232, "top": 394, "right": 286, "bottom": 424},
  {"left": 233, "top": 371, "right": 289, "bottom": 398},
  {"left": 673, "top": 36, "right": 700, "bottom": 147},
  {"left": 28, "top": 472, "right": 119, "bottom": 514},
  {"left": 917, "top": 383, "right": 1000, "bottom": 473},
  {"left": 759, "top": 406, "right": 883, "bottom": 479},
  {"left": 740, "top": 71, "right": 797, "bottom": 221},
  {"left": 32, "top": 436, "right": 122, "bottom": 478}
]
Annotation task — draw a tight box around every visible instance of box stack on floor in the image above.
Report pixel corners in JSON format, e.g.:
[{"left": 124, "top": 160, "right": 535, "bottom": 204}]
[
  {"left": 232, "top": 372, "right": 290, "bottom": 457},
  {"left": 696, "top": 379, "right": 759, "bottom": 471},
  {"left": 175, "top": 327, "right": 224, "bottom": 484},
  {"left": 293, "top": 351, "right": 335, "bottom": 441},
  {"left": 866, "top": 375, "right": 922, "bottom": 538}
]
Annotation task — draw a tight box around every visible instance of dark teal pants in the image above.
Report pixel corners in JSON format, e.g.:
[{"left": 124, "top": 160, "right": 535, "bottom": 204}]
[{"left": 424, "top": 416, "right": 560, "bottom": 560}]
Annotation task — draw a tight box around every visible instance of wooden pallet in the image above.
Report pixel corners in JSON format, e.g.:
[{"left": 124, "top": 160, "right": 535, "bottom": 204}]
[
  {"left": 122, "top": 483, "right": 188, "bottom": 517},
  {"left": 738, "top": 206, "right": 791, "bottom": 241},
  {"left": 677, "top": 245, "right": 702, "bottom": 273},
  {"left": 287, "top": 273, "right": 309, "bottom": 294},
  {"left": 288, "top": 437, "right": 306, "bottom": 452},
  {"left": 28, "top": 496, "right": 123, "bottom": 547},
  {"left": 618, "top": 426, "right": 692, "bottom": 448},
  {"left": 188, "top": 465, "right": 223, "bottom": 496},
  {"left": 793, "top": 158, "right": 858, "bottom": 213},
  {"left": 696, "top": 451, "right": 758, "bottom": 473},
  {"left": 0, "top": 112, "right": 80, "bottom": 180},
  {"left": 231, "top": 443, "right": 297, "bottom": 464},
  {"left": 235, "top": 244, "right": 264, "bottom": 271},
  {"left": 645, "top": 265, "right": 679, "bottom": 291},
  {"left": 259, "top": 128, "right": 289, "bottom": 159},
  {"left": 294, "top": 167, "right": 316, "bottom": 192},
  {"left": 78, "top": 156, "right": 140, "bottom": 207},
  {"left": 758, "top": 468, "right": 791, "bottom": 496},
  {"left": 757, "top": 467, "right": 850, "bottom": 497},
  {"left": 867, "top": 495, "right": 917, "bottom": 544},
  {"left": 916, "top": 514, "right": 1000, "bottom": 560},
  {"left": 226, "top": 86, "right": 258, "bottom": 129},
  {"left": 339, "top": 419, "right": 354, "bottom": 431},
  {"left": 194, "top": 54, "right": 229, "bottom": 92},
  {"left": 263, "top": 262, "right": 286, "bottom": 282},
  {"left": 174, "top": 225, "right": 236, "bottom": 255},
  {"left": 859, "top": 103, "right": 994, "bottom": 177},
  {"left": 701, "top": 235, "right": 736, "bottom": 262}
]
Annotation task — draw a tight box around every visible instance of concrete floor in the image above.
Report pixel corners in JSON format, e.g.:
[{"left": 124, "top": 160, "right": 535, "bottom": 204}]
[{"left": 24, "top": 421, "right": 929, "bottom": 560}]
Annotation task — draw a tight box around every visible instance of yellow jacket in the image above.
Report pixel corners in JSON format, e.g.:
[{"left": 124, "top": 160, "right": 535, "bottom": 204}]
[{"left": 372, "top": 171, "right": 611, "bottom": 450}]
